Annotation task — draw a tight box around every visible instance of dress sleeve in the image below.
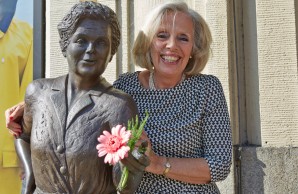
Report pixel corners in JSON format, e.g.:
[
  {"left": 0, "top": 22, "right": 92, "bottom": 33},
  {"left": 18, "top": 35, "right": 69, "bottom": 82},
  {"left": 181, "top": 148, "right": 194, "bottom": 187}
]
[
  {"left": 113, "top": 74, "right": 123, "bottom": 90},
  {"left": 113, "top": 72, "right": 132, "bottom": 92},
  {"left": 201, "top": 75, "right": 232, "bottom": 182}
]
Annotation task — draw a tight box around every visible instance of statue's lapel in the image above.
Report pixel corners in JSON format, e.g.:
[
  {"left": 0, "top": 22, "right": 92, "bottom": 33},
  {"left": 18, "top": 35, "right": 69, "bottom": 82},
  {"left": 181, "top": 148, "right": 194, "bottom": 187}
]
[
  {"left": 65, "top": 78, "right": 113, "bottom": 129},
  {"left": 65, "top": 93, "right": 93, "bottom": 129},
  {"left": 50, "top": 75, "right": 113, "bottom": 130},
  {"left": 50, "top": 75, "right": 68, "bottom": 140}
]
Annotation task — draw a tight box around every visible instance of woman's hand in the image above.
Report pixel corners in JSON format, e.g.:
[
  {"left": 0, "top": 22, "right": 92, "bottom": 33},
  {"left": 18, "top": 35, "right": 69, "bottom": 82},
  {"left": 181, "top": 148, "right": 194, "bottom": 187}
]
[
  {"left": 135, "top": 131, "right": 151, "bottom": 155},
  {"left": 134, "top": 131, "right": 165, "bottom": 175},
  {"left": 5, "top": 101, "right": 25, "bottom": 137},
  {"left": 135, "top": 131, "right": 212, "bottom": 184}
]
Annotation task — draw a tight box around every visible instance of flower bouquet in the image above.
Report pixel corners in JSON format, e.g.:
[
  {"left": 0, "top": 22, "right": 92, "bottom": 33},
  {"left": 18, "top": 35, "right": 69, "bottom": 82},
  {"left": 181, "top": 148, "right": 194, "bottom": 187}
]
[{"left": 96, "top": 111, "right": 149, "bottom": 190}]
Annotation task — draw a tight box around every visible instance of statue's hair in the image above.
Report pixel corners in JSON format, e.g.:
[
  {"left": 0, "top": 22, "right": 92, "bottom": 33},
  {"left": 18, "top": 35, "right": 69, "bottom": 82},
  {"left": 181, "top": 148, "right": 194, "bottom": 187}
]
[{"left": 57, "top": 1, "right": 120, "bottom": 57}]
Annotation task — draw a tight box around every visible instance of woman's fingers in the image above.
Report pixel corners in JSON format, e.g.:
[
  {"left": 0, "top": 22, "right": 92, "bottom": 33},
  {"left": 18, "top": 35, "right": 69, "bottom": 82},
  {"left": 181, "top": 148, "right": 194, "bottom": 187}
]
[
  {"left": 5, "top": 103, "right": 24, "bottom": 135},
  {"left": 9, "top": 130, "right": 20, "bottom": 138},
  {"left": 6, "top": 115, "right": 22, "bottom": 131}
]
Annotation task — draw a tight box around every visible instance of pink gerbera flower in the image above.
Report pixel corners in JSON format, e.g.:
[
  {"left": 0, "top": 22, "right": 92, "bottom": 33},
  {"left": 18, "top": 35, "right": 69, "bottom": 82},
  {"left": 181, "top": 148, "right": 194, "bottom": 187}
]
[{"left": 96, "top": 125, "right": 131, "bottom": 165}]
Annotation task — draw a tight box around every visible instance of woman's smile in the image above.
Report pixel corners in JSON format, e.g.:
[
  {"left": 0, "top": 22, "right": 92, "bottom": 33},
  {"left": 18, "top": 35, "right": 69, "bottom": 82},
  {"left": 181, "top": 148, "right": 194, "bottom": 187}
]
[{"left": 160, "top": 54, "right": 180, "bottom": 64}]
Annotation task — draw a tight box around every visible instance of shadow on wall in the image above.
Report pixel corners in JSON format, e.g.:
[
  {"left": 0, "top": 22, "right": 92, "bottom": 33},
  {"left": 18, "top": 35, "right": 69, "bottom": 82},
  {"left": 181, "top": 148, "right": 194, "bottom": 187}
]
[{"left": 240, "top": 146, "right": 265, "bottom": 194}]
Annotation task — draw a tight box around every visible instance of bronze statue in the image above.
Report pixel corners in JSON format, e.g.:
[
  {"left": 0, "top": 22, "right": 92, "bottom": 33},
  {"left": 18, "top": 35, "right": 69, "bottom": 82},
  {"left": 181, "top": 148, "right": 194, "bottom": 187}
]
[{"left": 15, "top": 2, "right": 148, "bottom": 193}]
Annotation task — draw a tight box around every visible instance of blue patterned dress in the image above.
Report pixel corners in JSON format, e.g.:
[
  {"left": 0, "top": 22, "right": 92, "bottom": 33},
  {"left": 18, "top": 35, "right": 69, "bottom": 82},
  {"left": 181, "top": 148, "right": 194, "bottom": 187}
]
[{"left": 113, "top": 72, "right": 232, "bottom": 194}]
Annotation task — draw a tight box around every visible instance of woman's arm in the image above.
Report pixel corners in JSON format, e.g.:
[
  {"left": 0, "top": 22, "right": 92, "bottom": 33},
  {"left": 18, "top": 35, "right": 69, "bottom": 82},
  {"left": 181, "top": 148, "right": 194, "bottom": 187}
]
[
  {"left": 139, "top": 130, "right": 211, "bottom": 184},
  {"left": 200, "top": 76, "right": 232, "bottom": 182},
  {"left": 146, "top": 153, "right": 211, "bottom": 184}
]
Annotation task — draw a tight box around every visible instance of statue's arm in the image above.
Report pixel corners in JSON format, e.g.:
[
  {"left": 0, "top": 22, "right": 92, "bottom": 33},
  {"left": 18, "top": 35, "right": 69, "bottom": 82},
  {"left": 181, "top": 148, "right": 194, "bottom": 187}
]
[
  {"left": 15, "top": 82, "right": 36, "bottom": 194},
  {"left": 15, "top": 138, "right": 35, "bottom": 194}
]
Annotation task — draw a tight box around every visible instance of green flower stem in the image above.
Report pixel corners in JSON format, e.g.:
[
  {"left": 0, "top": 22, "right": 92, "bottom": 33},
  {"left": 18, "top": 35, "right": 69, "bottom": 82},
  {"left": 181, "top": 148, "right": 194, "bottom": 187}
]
[{"left": 118, "top": 167, "right": 129, "bottom": 190}]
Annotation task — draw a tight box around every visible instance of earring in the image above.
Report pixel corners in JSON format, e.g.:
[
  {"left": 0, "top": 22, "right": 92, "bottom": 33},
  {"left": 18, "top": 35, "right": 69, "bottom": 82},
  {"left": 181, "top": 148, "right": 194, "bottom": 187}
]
[{"left": 189, "top": 56, "right": 192, "bottom": 59}]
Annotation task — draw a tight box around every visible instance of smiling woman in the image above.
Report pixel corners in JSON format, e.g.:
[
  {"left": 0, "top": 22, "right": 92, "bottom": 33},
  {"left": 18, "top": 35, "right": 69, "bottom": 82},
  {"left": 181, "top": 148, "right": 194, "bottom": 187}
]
[{"left": 113, "top": 2, "right": 232, "bottom": 193}]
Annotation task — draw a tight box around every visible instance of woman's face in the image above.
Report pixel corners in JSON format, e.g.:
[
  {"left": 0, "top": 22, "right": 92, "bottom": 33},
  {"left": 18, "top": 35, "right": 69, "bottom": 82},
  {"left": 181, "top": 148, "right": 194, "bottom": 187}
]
[
  {"left": 66, "top": 18, "right": 112, "bottom": 79},
  {"left": 150, "top": 11, "right": 194, "bottom": 77}
]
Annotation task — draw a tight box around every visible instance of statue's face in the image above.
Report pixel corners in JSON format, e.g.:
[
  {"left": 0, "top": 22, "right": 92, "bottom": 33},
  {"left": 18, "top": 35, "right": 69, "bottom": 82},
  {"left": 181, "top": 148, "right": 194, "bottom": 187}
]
[{"left": 66, "top": 18, "right": 112, "bottom": 78}]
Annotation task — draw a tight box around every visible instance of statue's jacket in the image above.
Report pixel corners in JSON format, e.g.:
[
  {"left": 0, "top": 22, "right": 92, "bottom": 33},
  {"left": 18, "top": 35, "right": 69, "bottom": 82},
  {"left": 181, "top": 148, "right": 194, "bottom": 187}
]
[{"left": 21, "top": 74, "right": 138, "bottom": 194}]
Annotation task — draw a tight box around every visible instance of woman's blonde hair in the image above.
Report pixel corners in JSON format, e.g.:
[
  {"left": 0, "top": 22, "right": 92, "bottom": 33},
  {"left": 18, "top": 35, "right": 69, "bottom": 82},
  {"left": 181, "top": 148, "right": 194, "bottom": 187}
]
[{"left": 132, "top": 2, "right": 212, "bottom": 75}]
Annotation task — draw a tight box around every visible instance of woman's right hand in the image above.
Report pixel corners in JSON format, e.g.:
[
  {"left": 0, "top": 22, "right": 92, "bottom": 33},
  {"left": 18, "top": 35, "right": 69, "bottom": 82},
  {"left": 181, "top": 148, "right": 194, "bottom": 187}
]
[{"left": 5, "top": 101, "right": 25, "bottom": 137}]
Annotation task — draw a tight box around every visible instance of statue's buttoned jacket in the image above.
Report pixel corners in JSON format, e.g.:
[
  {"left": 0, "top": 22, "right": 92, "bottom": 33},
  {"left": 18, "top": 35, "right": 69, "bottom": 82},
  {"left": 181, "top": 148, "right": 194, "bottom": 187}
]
[{"left": 22, "top": 75, "right": 138, "bottom": 194}]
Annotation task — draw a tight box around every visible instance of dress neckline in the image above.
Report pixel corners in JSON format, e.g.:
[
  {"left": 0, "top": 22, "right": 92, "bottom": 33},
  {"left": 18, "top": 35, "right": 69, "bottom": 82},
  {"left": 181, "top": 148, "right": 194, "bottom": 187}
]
[{"left": 148, "top": 71, "right": 186, "bottom": 90}]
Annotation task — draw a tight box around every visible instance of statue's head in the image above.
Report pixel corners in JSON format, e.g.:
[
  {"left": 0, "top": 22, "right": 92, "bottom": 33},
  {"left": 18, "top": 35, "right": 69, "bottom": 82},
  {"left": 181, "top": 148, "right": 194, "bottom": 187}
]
[{"left": 57, "top": 1, "right": 120, "bottom": 58}]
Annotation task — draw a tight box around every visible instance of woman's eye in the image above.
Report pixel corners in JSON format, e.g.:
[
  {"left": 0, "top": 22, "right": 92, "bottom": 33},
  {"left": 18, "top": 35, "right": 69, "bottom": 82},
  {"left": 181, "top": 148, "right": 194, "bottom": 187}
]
[
  {"left": 156, "top": 32, "right": 168, "bottom": 39},
  {"left": 179, "top": 36, "right": 189, "bottom": 42}
]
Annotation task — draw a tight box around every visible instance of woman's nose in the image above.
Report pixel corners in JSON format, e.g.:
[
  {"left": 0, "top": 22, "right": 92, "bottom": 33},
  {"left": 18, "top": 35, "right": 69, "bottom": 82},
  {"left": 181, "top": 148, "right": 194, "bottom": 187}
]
[{"left": 166, "top": 36, "right": 177, "bottom": 49}]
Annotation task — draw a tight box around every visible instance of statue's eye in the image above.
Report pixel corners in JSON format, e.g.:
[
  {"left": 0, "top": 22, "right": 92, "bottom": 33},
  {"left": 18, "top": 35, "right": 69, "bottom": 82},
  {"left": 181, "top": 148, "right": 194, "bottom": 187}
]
[{"left": 76, "top": 38, "right": 86, "bottom": 44}]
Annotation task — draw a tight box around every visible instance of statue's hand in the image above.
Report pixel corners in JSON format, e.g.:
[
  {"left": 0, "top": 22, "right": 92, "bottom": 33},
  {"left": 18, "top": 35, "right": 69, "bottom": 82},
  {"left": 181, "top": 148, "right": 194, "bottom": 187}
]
[{"left": 113, "top": 141, "right": 150, "bottom": 194}]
